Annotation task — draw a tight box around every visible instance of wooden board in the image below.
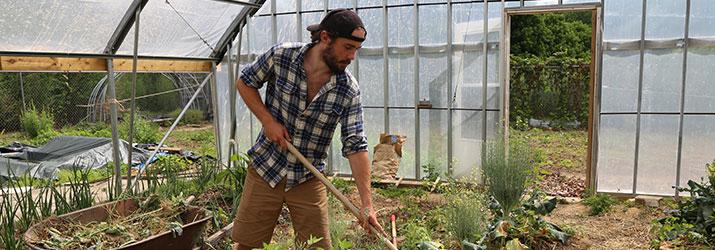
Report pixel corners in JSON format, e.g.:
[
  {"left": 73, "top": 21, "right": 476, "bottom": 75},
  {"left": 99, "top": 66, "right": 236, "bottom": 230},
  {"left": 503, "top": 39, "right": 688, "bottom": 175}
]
[
  {"left": 0, "top": 56, "right": 106, "bottom": 72},
  {"left": 0, "top": 56, "right": 212, "bottom": 73},
  {"left": 113, "top": 59, "right": 211, "bottom": 72}
]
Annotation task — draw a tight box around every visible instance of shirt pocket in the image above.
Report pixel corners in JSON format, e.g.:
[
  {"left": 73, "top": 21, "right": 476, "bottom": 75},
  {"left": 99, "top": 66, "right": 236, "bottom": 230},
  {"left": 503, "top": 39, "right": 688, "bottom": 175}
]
[{"left": 309, "top": 103, "right": 343, "bottom": 128}]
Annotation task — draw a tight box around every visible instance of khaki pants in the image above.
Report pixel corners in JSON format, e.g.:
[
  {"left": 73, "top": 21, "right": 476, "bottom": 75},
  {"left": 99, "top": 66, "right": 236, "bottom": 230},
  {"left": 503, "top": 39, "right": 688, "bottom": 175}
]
[{"left": 232, "top": 167, "right": 330, "bottom": 249}]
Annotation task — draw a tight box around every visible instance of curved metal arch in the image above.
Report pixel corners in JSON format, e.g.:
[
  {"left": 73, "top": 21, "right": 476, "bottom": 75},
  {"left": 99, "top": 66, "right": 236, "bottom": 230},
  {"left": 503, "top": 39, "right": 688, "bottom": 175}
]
[{"left": 87, "top": 73, "right": 210, "bottom": 122}]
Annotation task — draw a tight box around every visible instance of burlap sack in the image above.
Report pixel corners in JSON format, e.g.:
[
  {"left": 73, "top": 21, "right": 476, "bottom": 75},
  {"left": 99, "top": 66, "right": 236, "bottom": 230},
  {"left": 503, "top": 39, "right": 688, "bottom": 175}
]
[{"left": 371, "top": 134, "right": 406, "bottom": 180}]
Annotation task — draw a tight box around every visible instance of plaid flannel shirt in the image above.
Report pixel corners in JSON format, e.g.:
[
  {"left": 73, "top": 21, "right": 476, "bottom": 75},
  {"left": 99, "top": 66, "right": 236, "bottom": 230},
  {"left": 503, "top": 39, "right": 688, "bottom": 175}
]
[{"left": 240, "top": 42, "right": 368, "bottom": 191}]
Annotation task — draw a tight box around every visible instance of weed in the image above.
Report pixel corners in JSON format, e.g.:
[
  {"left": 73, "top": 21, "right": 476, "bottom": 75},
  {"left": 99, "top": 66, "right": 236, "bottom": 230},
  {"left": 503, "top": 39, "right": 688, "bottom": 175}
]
[
  {"left": 482, "top": 135, "right": 535, "bottom": 216},
  {"left": 21, "top": 105, "right": 54, "bottom": 138},
  {"left": 169, "top": 108, "right": 204, "bottom": 125},
  {"left": 443, "top": 190, "right": 487, "bottom": 243},
  {"left": 376, "top": 186, "right": 425, "bottom": 199},
  {"left": 582, "top": 190, "right": 616, "bottom": 216},
  {"left": 119, "top": 115, "right": 159, "bottom": 144}
]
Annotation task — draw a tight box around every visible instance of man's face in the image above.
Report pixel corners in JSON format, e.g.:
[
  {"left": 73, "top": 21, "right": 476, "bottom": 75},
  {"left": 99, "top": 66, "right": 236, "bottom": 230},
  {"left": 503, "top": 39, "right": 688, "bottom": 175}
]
[{"left": 322, "top": 28, "right": 365, "bottom": 74}]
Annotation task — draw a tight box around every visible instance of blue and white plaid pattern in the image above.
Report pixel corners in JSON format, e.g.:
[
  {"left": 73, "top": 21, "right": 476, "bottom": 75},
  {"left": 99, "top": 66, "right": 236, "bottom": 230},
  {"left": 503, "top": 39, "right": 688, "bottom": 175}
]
[{"left": 241, "top": 42, "right": 368, "bottom": 190}]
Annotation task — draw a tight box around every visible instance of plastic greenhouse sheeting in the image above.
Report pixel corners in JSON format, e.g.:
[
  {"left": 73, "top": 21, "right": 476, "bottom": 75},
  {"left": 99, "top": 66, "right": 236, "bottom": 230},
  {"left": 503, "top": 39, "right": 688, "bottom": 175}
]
[
  {"left": 0, "top": 136, "right": 148, "bottom": 179},
  {"left": 1, "top": 0, "right": 246, "bottom": 58}
]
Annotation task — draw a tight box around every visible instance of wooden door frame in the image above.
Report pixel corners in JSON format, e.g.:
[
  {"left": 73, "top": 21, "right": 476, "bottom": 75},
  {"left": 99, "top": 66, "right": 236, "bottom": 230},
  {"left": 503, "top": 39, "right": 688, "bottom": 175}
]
[{"left": 500, "top": 3, "right": 603, "bottom": 190}]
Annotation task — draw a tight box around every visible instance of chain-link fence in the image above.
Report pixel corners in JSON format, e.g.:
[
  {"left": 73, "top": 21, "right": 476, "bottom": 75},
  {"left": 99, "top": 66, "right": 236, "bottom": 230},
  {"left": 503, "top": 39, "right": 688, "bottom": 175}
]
[{"left": 0, "top": 72, "right": 212, "bottom": 133}]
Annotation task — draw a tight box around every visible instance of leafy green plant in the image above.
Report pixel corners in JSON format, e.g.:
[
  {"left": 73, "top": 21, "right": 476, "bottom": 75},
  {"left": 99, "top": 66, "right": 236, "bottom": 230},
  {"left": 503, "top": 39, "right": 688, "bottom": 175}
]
[
  {"left": 421, "top": 161, "right": 442, "bottom": 182},
  {"left": 475, "top": 191, "right": 570, "bottom": 249},
  {"left": 20, "top": 104, "right": 55, "bottom": 138},
  {"left": 402, "top": 221, "right": 433, "bottom": 250},
  {"left": 119, "top": 115, "right": 159, "bottom": 144},
  {"left": 482, "top": 136, "right": 535, "bottom": 216},
  {"left": 582, "top": 191, "right": 616, "bottom": 216},
  {"left": 653, "top": 160, "right": 715, "bottom": 247}
]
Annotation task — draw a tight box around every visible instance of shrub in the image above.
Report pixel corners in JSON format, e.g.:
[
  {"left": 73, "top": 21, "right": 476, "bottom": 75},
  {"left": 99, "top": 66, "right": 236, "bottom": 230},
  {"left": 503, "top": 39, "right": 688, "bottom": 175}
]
[
  {"left": 21, "top": 105, "right": 54, "bottom": 138},
  {"left": 169, "top": 108, "right": 204, "bottom": 125},
  {"left": 119, "top": 115, "right": 159, "bottom": 144}
]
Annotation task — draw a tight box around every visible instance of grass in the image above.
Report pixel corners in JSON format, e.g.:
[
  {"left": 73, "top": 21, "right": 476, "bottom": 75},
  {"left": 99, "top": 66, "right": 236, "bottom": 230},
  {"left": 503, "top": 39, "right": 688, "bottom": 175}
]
[{"left": 509, "top": 128, "right": 587, "bottom": 172}]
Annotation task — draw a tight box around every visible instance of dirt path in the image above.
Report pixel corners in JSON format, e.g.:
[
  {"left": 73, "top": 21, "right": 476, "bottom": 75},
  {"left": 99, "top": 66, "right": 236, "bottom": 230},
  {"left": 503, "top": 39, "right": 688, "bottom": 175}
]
[{"left": 547, "top": 203, "right": 663, "bottom": 250}]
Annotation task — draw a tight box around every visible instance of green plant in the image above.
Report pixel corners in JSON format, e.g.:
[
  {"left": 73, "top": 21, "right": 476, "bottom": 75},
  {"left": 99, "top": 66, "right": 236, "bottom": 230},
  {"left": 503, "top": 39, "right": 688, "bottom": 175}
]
[
  {"left": 20, "top": 104, "right": 55, "bottom": 138},
  {"left": 119, "top": 115, "right": 159, "bottom": 144},
  {"left": 482, "top": 136, "right": 535, "bottom": 216},
  {"left": 444, "top": 190, "right": 488, "bottom": 243},
  {"left": 401, "top": 221, "right": 432, "bottom": 250},
  {"left": 582, "top": 191, "right": 616, "bottom": 216},
  {"left": 331, "top": 177, "right": 353, "bottom": 194},
  {"left": 169, "top": 108, "right": 204, "bottom": 125},
  {"left": 475, "top": 191, "right": 570, "bottom": 249},
  {"left": 421, "top": 161, "right": 441, "bottom": 182},
  {"left": 652, "top": 160, "right": 715, "bottom": 247}
]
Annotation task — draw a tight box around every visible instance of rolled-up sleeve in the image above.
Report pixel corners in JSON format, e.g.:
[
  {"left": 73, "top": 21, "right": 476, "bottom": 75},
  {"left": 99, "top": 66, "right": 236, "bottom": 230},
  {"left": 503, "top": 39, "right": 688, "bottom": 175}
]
[
  {"left": 340, "top": 94, "right": 369, "bottom": 157},
  {"left": 239, "top": 46, "right": 276, "bottom": 89}
]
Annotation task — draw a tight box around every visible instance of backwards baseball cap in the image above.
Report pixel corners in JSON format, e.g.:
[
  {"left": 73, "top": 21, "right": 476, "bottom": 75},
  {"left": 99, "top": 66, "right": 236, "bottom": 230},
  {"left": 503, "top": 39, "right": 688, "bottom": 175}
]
[{"left": 307, "top": 9, "right": 366, "bottom": 42}]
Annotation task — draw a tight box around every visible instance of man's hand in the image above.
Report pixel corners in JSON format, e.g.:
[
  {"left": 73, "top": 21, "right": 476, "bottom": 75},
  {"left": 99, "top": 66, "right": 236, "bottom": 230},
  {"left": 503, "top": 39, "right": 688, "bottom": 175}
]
[
  {"left": 264, "top": 120, "right": 291, "bottom": 149},
  {"left": 360, "top": 206, "right": 387, "bottom": 238}
]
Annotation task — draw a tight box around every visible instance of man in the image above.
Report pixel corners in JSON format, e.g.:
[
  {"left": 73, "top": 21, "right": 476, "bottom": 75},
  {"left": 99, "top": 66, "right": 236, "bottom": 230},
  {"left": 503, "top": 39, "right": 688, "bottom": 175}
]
[{"left": 232, "top": 9, "right": 385, "bottom": 249}]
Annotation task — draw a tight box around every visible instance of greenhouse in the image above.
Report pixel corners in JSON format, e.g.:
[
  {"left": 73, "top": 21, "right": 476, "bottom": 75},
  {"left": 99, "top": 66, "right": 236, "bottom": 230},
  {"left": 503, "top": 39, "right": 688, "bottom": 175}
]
[{"left": 1, "top": 0, "right": 714, "bottom": 249}]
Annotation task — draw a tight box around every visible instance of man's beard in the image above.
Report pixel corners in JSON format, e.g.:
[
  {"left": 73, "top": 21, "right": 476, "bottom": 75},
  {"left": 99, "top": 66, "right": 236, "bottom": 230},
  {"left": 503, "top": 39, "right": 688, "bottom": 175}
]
[{"left": 322, "top": 43, "right": 350, "bottom": 74}]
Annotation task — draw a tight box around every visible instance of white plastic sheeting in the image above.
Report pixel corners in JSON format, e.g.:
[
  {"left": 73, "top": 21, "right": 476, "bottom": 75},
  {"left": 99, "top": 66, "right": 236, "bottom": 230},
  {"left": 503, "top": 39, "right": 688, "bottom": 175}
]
[
  {"left": 1, "top": 0, "right": 246, "bottom": 58},
  {"left": 598, "top": 0, "right": 715, "bottom": 195}
]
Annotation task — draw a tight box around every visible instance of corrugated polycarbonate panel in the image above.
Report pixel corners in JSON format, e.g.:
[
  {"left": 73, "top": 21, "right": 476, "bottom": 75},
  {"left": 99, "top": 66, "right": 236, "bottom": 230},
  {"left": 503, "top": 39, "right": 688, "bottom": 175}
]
[
  {"left": 388, "top": 7, "right": 414, "bottom": 46},
  {"left": 359, "top": 8, "right": 383, "bottom": 48},
  {"left": 645, "top": 0, "right": 686, "bottom": 40},
  {"left": 689, "top": 0, "right": 715, "bottom": 38},
  {"left": 680, "top": 115, "right": 715, "bottom": 190},
  {"left": 420, "top": 5, "right": 448, "bottom": 45},
  {"left": 684, "top": 0, "right": 715, "bottom": 113},
  {"left": 452, "top": 3, "right": 485, "bottom": 44},
  {"left": 249, "top": 16, "right": 272, "bottom": 54},
  {"left": 276, "top": 0, "right": 296, "bottom": 13},
  {"left": 116, "top": 0, "right": 244, "bottom": 58},
  {"left": 329, "top": 0, "right": 352, "bottom": 9},
  {"left": 390, "top": 109, "right": 416, "bottom": 179},
  {"left": 597, "top": 115, "right": 636, "bottom": 194},
  {"left": 636, "top": 115, "right": 679, "bottom": 195},
  {"left": 684, "top": 48, "right": 715, "bottom": 113},
  {"left": 452, "top": 50, "right": 484, "bottom": 109},
  {"left": 302, "top": 1, "right": 323, "bottom": 11},
  {"left": 358, "top": 54, "right": 385, "bottom": 106},
  {"left": 388, "top": 53, "right": 415, "bottom": 107},
  {"left": 420, "top": 110, "right": 448, "bottom": 178},
  {"left": 641, "top": 49, "right": 683, "bottom": 113},
  {"left": 277, "top": 14, "right": 297, "bottom": 43},
  {"left": 420, "top": 54, "right": 448, "bottom": 108},
  {"left": 0, "top": 0, "right": 132, "bottom": 54},
  {"left": 601, "top": 50, "right": 640, "bottom": 112},
  {"left": 451, "top": 110, "right": 484, "bottom": 178},
  {"left": 603, "top": 0, "right": 642, "bottom": 41}
]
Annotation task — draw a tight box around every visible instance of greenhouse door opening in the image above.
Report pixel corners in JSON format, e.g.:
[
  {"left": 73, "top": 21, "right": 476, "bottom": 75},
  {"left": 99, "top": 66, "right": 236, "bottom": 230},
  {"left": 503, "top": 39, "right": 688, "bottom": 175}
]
[{"left": 502, "top": 4, "right": 602, "bottom": 193}]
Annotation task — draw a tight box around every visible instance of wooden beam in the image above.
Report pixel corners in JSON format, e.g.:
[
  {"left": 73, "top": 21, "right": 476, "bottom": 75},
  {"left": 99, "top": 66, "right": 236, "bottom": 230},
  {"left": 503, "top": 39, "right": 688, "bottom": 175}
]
[
  {"left": 0, "top": 56, "right": 212, "bottom": 73},
  {"left": 113, "top": 59, "right": 211, "bottom": 72},
  {"left": 0, "top": 56, "right": 106, "bottom": 72}
]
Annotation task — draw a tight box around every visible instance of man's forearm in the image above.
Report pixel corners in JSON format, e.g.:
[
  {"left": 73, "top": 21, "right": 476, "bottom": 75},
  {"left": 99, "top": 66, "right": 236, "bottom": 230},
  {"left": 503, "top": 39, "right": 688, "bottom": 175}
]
[
  {"left": 236, "top": 79, "right": 275, "bottom": 126},
  {"left": 347, "top": 151, "right": 372, "bottom": 208}
]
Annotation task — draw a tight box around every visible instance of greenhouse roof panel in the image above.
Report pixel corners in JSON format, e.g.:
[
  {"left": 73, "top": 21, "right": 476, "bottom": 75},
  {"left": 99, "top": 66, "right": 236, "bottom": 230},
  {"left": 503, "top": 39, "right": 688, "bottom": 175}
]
[
  {"left": 116, "top": 0, "right": 246, "bottom": 58},
  {"left": 0, "top": 0, "right": 134, "bottom": 54}
]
